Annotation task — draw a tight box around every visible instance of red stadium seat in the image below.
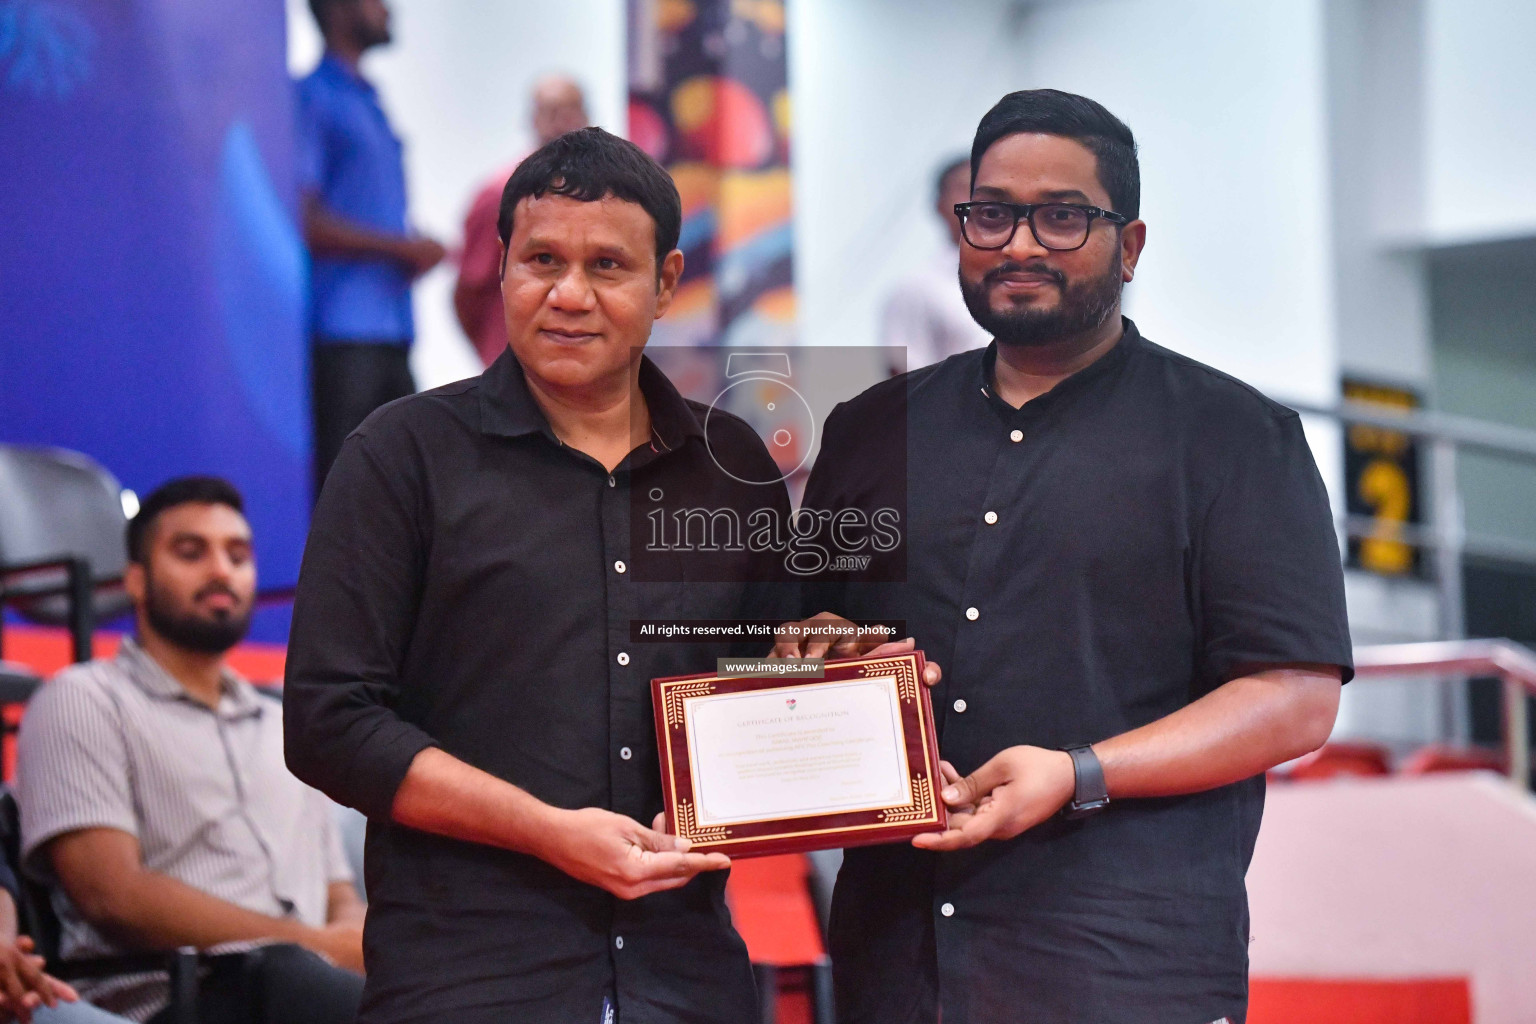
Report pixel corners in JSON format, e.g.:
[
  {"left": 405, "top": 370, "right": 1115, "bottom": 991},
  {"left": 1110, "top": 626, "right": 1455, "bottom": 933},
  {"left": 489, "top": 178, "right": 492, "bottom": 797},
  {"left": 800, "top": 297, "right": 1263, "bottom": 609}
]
[
  {"left": 1398, "top": 744, "right": 1507, "bottom": 775},
  {"left": 1279, "top": 741, "right": 1393, "bottom": 780}
]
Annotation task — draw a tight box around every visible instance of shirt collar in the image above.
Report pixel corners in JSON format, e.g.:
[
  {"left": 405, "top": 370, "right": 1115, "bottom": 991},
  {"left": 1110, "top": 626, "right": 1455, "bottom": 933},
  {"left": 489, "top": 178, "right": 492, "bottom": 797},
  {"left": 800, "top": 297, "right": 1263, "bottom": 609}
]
[
  {"left": 977, "top": 315, "right": 1141, "bottom": 416},
  {"left": 117, "top": 637, "right": 263, "bottom": 719},
  {"left": 317, "top": 51, "right": 375, "bottom": 93},
  {"left": 478, "top": 348, "right": 706, "bottom": 451}
]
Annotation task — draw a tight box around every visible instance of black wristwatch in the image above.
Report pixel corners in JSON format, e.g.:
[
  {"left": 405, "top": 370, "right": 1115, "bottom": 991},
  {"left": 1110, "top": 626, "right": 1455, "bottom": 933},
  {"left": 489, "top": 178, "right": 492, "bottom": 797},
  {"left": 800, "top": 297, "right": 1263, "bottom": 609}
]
[{"left": 1062, "top": 744, "right": 1110, "bottom": 819}]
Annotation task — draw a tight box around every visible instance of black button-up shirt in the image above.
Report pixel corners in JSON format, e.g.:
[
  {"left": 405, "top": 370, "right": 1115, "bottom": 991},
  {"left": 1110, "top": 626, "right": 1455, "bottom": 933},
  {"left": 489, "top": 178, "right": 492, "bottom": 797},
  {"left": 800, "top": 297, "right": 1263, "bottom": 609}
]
[
  {"left": 802, "top": 320, "right": 1352, "bottom": 1024},
  {"left": 284, "top": 350, "right": 794, "bottom": 1024}
]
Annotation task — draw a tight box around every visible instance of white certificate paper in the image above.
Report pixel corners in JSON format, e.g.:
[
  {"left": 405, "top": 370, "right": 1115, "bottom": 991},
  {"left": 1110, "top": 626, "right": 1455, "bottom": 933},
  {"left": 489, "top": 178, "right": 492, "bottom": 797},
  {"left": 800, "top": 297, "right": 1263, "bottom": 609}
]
[{"left": 685, "top": 676, "right": 913, "bottom": 827}]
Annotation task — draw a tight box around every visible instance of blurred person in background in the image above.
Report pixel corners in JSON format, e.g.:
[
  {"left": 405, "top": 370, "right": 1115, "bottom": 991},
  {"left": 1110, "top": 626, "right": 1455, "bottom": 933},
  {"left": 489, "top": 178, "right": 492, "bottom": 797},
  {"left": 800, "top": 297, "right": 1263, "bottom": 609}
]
[
  {"left": 454, "top": 75, "right": 590, "bottom": 367},
  {"left": 878, "top": 156, "right": 990, "bottom": 375},
  {"left": 17, "top": 478, "right": 364, "bottom": 1024},
  {"left": 297, "top": 0, "right": 447, "bottom": 500}
]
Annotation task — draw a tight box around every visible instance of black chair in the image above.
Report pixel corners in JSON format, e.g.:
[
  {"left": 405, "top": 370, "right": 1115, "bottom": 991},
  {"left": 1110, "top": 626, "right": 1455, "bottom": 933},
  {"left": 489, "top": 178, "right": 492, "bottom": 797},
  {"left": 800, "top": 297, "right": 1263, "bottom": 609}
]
[
  {"left": 0, "top": 666, "right": 40, "bottom": 783},
  {"left": 0, "top": 787, "right": 265, "bottom": 1024},
  {"left": 0, "top": 444, "right": 134, "bottom": 664}
]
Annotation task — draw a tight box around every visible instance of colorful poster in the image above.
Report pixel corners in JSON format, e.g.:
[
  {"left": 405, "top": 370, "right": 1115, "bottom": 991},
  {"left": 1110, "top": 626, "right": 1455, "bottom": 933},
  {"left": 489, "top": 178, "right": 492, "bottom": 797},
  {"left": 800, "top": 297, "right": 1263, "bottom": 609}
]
[{"left": 627, "top": 0, "right": 795, "bottom": 348}]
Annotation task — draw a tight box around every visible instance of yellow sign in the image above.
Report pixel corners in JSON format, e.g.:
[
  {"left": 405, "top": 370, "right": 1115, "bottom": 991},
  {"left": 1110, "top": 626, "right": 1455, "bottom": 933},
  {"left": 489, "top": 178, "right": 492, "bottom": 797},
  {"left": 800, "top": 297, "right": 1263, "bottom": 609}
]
[{"left": 1343, "top": 380, "right": 1421, "bottom": 576}]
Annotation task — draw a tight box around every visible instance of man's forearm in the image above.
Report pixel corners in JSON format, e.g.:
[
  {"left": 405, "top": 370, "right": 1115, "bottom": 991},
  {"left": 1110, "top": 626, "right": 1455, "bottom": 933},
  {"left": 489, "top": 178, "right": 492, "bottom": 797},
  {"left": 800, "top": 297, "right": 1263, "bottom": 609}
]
[
  {"left": 390, "top": 749, "right": 732, "bottom": 901},
  {"left": 1095, "top": 667, "right": 1341, "bottom": 799},
  {"left": 390, "top": 747, "right": 559, "bottom": 859},
  {"left": 326, "top": 882, "right": 365, "bottom": 926},
  {"left": 83, "top": 872, "right": 310, "bottom": 952},
  {"left": 303, "top": 197, "right": 409, "bottom": 262}
]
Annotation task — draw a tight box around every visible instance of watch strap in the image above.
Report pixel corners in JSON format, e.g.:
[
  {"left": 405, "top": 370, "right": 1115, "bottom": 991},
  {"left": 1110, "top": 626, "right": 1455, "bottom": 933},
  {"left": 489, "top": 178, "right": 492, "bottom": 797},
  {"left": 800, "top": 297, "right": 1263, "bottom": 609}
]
[{"left": 1063, "top": 744, "right": 1109, "bottom": 819}]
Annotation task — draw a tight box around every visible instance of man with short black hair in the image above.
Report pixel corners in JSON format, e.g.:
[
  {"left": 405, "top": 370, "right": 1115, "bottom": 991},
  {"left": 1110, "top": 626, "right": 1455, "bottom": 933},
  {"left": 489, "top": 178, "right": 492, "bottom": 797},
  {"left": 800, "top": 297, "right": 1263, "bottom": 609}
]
[
  {"left": 780, "top": 89, "right": 1352, "bottom": 1023},
  {"left": 18, "top": 477, "right": 364, "bottom": 1024},
  {"left": 285, "top": 127, "right": 795, "bottom": 1023},
  {"left": 297, "top": 0, "right": 447, "bottom": 499}
]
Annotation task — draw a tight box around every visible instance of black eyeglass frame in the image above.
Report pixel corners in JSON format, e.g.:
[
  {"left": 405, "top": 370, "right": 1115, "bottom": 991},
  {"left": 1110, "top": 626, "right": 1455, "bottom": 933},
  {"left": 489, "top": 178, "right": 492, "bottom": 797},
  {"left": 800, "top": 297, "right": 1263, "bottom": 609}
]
[{"left": 952, "top": 201, "right": 1129, "bottom": 252}]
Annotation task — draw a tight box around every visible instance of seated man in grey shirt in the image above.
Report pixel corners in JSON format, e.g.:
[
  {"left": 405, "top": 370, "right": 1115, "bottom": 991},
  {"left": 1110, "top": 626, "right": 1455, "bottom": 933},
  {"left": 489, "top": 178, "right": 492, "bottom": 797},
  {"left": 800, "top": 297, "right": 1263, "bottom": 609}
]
[{"left": 16, "top": 477, "right": 364, "bottom": 1024}]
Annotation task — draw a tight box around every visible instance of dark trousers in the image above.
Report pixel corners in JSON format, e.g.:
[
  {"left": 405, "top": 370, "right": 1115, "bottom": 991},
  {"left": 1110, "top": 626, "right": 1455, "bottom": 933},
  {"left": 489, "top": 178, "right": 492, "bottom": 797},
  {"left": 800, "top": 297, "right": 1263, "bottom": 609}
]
[
  {"left": 147, "top": 944, "right": 362, "bottom": 1024},
  {"left": 311, "top": 341, "right": 415, "bottom": 502}
]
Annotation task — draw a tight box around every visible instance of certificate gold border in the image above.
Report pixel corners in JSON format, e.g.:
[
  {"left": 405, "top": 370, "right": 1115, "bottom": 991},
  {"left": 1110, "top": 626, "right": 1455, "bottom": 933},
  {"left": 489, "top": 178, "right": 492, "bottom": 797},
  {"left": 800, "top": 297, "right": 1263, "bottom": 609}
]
[{"left": 654, "top": 652, "right": 944, "bottom": 853}]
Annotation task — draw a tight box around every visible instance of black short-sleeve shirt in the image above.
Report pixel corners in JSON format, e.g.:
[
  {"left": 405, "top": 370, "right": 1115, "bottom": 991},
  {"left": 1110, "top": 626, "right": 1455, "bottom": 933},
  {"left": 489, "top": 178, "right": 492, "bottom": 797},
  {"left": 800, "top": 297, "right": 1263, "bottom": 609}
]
[
  {"left": 284, "top": 350, "right": 796, "bottom": 1024},
  {"left": 801, "top": 319, "right": 1352, "bottom": 1024}
]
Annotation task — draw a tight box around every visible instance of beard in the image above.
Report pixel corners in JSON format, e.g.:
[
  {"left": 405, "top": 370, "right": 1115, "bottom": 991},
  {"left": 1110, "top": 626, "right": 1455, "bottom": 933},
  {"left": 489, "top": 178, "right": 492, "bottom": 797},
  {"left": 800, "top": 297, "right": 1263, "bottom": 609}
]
[
  {"left": 960, "top": 249, "right": 1123, "bottom": 348},
  {"left": 144, "top": 578, "right": 252, "bottom": 655}
]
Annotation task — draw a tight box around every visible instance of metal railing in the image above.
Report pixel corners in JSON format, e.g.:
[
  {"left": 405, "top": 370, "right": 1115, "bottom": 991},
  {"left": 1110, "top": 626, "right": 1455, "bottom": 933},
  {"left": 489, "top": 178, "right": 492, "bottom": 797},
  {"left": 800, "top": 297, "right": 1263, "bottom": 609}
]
[
  {"left": 1286, "top": 397, "right": 1536, "bottom": 642},
  {"left": 1284, "top": 396, "right": 1536, "bottom": 747},
  {"left": 1353, "top": 639, "right": 1536, "bottom": 790}
]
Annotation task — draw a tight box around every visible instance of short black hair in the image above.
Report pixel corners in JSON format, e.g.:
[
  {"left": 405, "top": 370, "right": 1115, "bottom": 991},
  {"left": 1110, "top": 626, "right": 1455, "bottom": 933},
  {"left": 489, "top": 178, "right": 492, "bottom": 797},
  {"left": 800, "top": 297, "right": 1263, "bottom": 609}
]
[
  {"left": 934, "top": 155, "right": 971, "bottom": 205},
  {"left": 307, "top": 0, "right": 351, "bottom": 31},
  {"left": 971, "top": 89, "right": 1140, "bottom": 220},
  {"left": 497, "top": 127, "right": 682, "bottom": 271},
  {"left": 127, "top": 476, "right": 246, "bottom": 565}
]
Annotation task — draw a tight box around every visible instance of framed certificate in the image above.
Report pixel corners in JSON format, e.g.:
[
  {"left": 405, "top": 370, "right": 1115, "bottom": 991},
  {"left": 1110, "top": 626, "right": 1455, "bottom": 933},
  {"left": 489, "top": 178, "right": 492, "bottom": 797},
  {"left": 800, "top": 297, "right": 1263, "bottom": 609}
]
[{"left": 652, "top": 652, "right": 946, "bottom": 857}]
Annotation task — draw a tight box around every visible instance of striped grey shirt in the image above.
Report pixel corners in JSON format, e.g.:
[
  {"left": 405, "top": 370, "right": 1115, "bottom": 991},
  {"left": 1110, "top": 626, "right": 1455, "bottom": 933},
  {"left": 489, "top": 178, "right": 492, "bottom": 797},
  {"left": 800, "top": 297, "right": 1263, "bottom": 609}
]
[{"left": 15, "top": 638, "right": 352, "bottom": 1021}]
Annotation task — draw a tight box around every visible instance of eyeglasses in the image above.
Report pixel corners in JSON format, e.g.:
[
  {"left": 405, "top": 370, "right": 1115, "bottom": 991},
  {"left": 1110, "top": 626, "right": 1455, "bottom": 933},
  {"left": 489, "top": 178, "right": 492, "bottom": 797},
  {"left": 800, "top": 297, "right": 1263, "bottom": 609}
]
[{"left": 953, "top": 201, "right": 1128, "bottom": 252}]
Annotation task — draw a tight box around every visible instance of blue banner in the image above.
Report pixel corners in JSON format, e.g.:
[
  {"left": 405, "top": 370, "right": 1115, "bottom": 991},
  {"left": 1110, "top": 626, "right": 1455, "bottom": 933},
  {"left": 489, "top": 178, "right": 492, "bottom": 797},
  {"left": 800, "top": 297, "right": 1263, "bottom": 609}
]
[{"left": 0, "top": 0, "right": 307, "bottom": 641}]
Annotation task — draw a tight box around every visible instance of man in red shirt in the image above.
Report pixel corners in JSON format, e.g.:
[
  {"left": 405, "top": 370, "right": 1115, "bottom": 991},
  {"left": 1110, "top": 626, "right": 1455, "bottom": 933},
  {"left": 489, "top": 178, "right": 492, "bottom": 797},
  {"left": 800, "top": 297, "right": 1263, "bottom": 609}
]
[{"left": 454, "top": 75, "right": 589, "bottom": 366}]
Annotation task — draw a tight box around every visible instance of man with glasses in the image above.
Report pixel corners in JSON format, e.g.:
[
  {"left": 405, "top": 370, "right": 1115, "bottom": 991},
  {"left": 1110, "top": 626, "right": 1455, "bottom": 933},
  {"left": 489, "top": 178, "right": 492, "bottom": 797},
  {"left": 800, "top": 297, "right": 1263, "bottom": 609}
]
[{"left": 778, "top": 89, "right": 1352, "bottom": 1023}]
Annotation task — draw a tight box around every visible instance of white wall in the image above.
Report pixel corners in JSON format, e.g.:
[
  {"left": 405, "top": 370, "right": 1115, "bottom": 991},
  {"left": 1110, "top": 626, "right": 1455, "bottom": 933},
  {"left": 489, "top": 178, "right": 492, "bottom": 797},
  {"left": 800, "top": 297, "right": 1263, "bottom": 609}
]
[
  {"left": 286, "top": 0, "right": 627, "bottom": 388},
  {"left": 788, "top": 0, "right": 1020, "bottom": 355},
  {"left": 1326, "top": 0, "right": 1433, "bottom": 390},
  {"left": 1016, "top": 0, "right": 1339, "bottom": 406},
  {"left": 793, "top": 0, "right": 1340, "bottom": 410},
  {"left": 1423, "top": 0, "right": 1536, "bottom": 245}
]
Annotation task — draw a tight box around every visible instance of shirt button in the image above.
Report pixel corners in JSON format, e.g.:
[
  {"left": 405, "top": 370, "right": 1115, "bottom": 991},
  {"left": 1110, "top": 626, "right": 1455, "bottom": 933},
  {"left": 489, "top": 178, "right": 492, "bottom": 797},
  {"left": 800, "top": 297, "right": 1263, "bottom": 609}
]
[
  {"left": 620, "top": 746, "right": 633, "bottom": 760},
  {"left": 940, "top": 902, "right": 955, "bottom": 917},
  {"left": 614, "top": 560, "right": 627, "bottom": 574},
  {"left": 983, "top": 511, "right": 998, "bottom": 525},
  {"left": 608, "top": 475, "right": 617, "bottom": 488},
  {"left": 965, "top": 607, "right": 979, "bottom": 621},
  {"left": 1010, "top": 429, "right": 1023, "bottom": 443},
  {"left": 615, "top": 936, "right": 624, "bottom": 950},
  {"left": 953, "top": 699, "right": 967, "bottom": 713},
  {"left": 617, "top": 652, "right": 631, "bottom": 666}
]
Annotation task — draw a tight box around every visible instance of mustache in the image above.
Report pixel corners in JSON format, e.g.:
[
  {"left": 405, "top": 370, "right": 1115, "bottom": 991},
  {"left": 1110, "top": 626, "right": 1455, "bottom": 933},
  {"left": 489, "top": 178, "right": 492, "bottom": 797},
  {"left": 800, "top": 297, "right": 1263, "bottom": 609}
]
[
  {"left": 982, "top": 261, "right": 1065, "bottom": 288},
  {"left": 195, "top": 582, "right": 242, "bottom": 603}
]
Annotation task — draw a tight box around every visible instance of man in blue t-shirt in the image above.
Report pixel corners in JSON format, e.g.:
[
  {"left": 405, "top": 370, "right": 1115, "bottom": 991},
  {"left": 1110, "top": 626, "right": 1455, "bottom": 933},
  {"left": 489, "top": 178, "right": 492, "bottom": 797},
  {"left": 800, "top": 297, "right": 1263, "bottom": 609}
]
[{"left": 296, "top": 0, "right": 446, "bottom": 501}]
